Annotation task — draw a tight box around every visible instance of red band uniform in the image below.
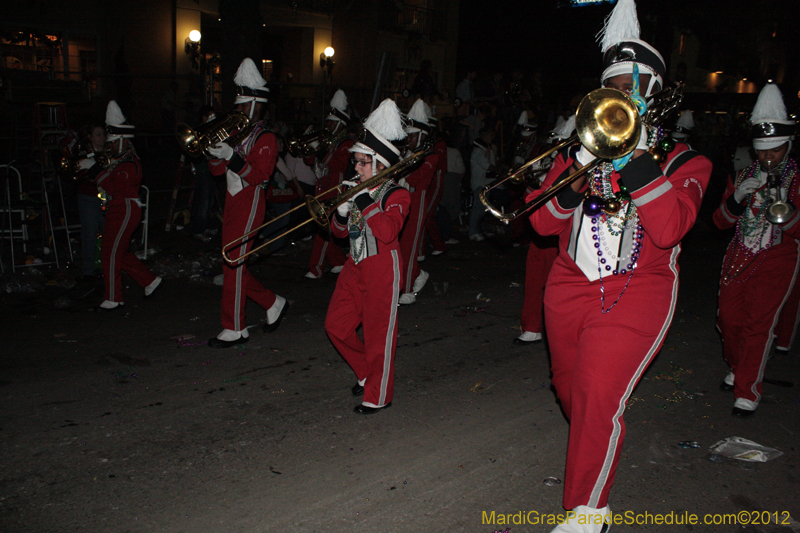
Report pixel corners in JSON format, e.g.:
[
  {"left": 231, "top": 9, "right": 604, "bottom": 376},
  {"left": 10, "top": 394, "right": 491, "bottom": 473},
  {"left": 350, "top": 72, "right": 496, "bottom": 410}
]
[
  {"left": 325, "top": 181, "right": 410, "bottom": 408},
  {"left": 530, "top": 144, "right": 710, "bottom": 510},
  {"left": 95, "top": 150, "right": 157, "bottom": 302},
  {"left": 714, "top": 157, "right": 799, "bottom": 407},
  {"left": 209, "top": 123, "right": 280, "bottom": 332},
  {"left": 307, "top": 133, "right": 353, "bottom": 277},
  {"left": 399, "top": 151, "right": 437, "bottom": 294}
]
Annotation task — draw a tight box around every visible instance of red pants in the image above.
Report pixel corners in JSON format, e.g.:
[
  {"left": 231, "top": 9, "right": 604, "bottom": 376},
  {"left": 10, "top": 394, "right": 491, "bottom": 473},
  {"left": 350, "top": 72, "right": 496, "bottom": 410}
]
[
  {"left": 102, "top": 199, "right": 156, "bottom": 302},
  {"left": 399, "top": 192, "right": 427, "bottom": 294},
  {"left": 520, "top": 240, "right": 558, "bottom": 333},
  {"left": 325, "top": 251, "right": 403, "bottom": 407},
  {"left": 423, "top": 173, "right": 446, "bottom": 253},
  {"left": 774, "top": 271, "right": 800, "bottom": 350},
  {"left": 308, "top": 232, "right": 346, "bottom": 277},
  {"left": 717, "top": 241, "right": 800, "bottom": 402},
  {"left": 545, "top": 251, "right": 679, "bottom": 510},
  {"left": 222, "top": 188, "right": 277, "bottom": 331}
]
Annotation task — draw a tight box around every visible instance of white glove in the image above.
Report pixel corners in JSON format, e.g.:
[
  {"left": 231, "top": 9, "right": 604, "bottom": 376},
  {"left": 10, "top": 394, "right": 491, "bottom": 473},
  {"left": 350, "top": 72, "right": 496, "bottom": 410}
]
[
  {"left": 208, "top": 142, "right": 234, "bottom": 161},
  {"left": 77, "top": 158, "right": 96, "bottom": 170},
  {"left": 734, "top": 177, "right": 761, "bottom": 203},
  {"left": 636, "top": 127, "right": 649, "bottom": 151},
  {"left": 341, "top": 180, "right": 359, "bottom": 190},
  {"left": 337, "top": 200, "right": 353, "bottom": 217},
  {"left": 574, "top": 145, "right": 594, "bottom": 167}
]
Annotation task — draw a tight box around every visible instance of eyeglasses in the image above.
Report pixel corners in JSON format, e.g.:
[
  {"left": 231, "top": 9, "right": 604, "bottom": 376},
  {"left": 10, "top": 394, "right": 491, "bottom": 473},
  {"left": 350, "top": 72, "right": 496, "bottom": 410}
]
[{"left": 352, "top": 158, "right": 372, "bottom": 167}]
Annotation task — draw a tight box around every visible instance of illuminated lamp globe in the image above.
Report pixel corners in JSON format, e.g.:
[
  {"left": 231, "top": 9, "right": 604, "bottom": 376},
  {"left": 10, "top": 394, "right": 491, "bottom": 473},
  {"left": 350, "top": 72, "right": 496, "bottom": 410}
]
[
  {"left": 324, "top": 47, "right": 335, "bottom": 59},
  {"left": 189, "top": 30, "right": 202, "bottom": 43}
]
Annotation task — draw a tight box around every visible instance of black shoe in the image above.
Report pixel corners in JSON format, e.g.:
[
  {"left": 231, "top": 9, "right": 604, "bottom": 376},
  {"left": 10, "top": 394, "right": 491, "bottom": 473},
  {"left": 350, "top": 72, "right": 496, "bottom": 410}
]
[
  {"left": 353, "top": 402, "right": 392, "bottom": 415},
  {"left": 352, "top": 383, "right": 364, "bottom": 397},
  {"left": 263, "top": 301, "right": 288, "bottom": 333},
  {"left": 207, "top": 335, "right": 249, "bottom": 348},
  {"left": 732, "top": 407, "right": 755, "bottom": 417},
  {"left": 719, "top": 381, "right": 734, "bottom": 391},
  {"left": 775, "top": 347, "right": 790, "bottom": 355}
]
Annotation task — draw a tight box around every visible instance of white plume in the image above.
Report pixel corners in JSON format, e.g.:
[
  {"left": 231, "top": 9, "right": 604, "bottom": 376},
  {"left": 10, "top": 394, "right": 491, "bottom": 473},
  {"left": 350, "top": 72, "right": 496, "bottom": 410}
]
[
  {"left": 365, "top": 99, "right": 407, "bottom": 141},
  {"left": 751, "top": 83, "right": 788, "bottom": 125},
  {"left": 105, "top": 100, "right": 127, "bottom": 126},
  {"left": 407, "top": 98, "right": 429, "bottom": 124},
  {"left": 234, "top": 58, "right": 267, "bottom": 90},
  {"left": 552, "top": 114, "right": 576, "bottom": 140},
  {"left": 676, "top": 110, "right": 694, "bottom": 129},
  {"left": 423, "top": 101, "right": 432, "bottom": 120},
  {"left": 330, "top": 89, "right": 348, "bottom": 112},
  {"left": 598, "top": 0, "right": 641, "bottom": 52},
  {"left": 517, "top": 110, "right": 528, "bottom": 126}
]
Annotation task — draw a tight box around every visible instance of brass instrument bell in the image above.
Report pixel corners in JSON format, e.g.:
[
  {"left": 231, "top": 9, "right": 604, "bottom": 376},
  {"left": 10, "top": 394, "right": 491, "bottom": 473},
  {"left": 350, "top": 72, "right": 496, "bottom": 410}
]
[{"left": 175, "top": 111, "right": 252, "bottom": 158}]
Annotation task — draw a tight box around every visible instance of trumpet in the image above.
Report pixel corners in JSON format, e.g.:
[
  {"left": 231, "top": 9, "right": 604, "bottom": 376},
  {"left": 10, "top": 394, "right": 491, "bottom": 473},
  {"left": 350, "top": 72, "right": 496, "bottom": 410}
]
[
  {"left": 480, "top": 83, "right": 683, "bottom": 223},
  {"left": 221, "top": 147, "right": 432, "bottom": 266},
  {"left": 58, "top": 146, "right": 112, "bottom": 180},
  {"left": 175, "top": 111, "right": 252, "bottom": 158},
  {"left": 286, "top": 129, "right": 333, "bottom": 158},
  {"left": 763, "top": 165, "right": 795, "bottom": 224}
]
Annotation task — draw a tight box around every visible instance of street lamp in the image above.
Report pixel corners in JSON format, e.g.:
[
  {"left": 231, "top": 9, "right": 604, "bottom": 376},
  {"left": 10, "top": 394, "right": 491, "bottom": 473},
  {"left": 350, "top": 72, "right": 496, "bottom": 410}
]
[
  {"left": 320, "top": 46, "right": 335, "bottom": 74},
  {"left": 185, "top": 30, "right": 201, "bottom": 70},
  {"left": 320, "top": 46, "right": 335, "bottom": 125}
]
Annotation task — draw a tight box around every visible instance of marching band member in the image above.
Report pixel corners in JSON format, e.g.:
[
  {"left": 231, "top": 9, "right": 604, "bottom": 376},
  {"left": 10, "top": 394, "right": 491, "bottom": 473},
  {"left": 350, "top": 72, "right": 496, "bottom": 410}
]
[
  {"left": 714, "top": 83, "right": 799, "bottom": 416},
  {"left": 513, "top": 117, "right": 572, "bottom": 344},
  {"left": 670, "top": 110, "right": 694, "bottom": 144},
  {"left": 527, "top": 0, "right": 711, "bottom": 529},
  {"left": 397, "top": 98, "right": 438, "bottom": 305},
  {"left": 305, "top": 89, "right": 353, "bottom": 279},
  {"left": 325, "top": 99, "right": 410, "bottom": 414},
  {"left": 508, "top": 112, "right": 542, "bottom": 247},
  {"left": 207, "top": 58, "right": 287, "bottom": 348},
  {"left": 95, "top": 101, "right": 162, "bottom": 309},
  {"left": 420, "top": 111, "right": 450, "bottom": 258}
]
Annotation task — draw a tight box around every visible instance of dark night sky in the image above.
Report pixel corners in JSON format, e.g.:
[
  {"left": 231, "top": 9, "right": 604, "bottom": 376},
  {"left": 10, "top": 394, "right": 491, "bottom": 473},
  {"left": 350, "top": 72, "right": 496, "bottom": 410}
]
[{"left": 456, "top": 0, "right": 800, "bottom": 108}]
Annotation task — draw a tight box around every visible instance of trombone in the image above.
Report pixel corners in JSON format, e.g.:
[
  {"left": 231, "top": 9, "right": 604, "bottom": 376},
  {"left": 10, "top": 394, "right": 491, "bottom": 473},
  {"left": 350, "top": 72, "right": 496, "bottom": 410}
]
[
  {"left": 480, "top": 83, "right": 683, "bottom": 223},
  {"left": 221, "top": 147, "right": 432, "bottom": 266}
]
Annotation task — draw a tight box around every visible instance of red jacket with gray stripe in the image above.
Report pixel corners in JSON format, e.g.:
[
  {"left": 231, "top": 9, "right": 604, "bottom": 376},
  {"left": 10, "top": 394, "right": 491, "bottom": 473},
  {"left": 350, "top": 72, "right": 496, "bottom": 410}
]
[{"left": 528, "top": 144, "right": 712, "bottom": 277}]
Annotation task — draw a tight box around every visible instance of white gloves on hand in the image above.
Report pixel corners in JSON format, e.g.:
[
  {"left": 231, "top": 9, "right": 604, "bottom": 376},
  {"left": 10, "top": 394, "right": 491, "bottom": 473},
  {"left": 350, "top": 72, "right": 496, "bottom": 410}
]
[
  {"left": 341, "top": 180, "right": 359, "bottom": 190},
  {"left": 636, "top": 126, "right": 649, "bottom": 151},
  {"left": 77, "top": 158, "right": 96, "bottom": 170},
  {"left": 337, "top": 200, "right": 353, "bottom": 217},
  {"left": 208, "top": 142, "right": 234, "bottom": 161},
  {"left": 734, "top": 177, "right": 762, "bottom": 203},
  {"left": 574, "top": 145, "right": 594, "bottom": 167}
]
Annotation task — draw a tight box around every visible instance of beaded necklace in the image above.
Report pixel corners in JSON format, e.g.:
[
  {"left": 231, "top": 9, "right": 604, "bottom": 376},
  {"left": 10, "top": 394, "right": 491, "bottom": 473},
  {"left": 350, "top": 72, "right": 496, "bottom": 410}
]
[
  {"left": 348, "top": 178, "right": 395, "bottom": 263},
  {"left": 721, "top": 158, "right": 798, "bottom": 284},
  {"left": 581, "top": 161, "right": 644, "bottom": 313}
]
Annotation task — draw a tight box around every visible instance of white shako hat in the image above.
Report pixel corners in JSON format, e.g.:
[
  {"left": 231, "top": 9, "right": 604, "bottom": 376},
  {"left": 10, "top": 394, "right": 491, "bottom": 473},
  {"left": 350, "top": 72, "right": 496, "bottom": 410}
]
[
  {"left": 350, "top": 98, "right": 407, "bottom": 169},
  {"left": 671, "top": 110, "right": 695, "bottom": 140},
  {"left": 598, "top": 0, "right": 666, "bottom": 97},
  {"left": 518, "top": 110, "right": 538, "bottom": 137},
  {"left": 233, "top": 58, "right": 269, "bottom": 105},
  {"left": 326, "top": 89, "right": 350, "bottom": 125},
  {"left": 750, "top": 83, "right": 795, "bottom": 150},
  {"left": 550, "top": 114, "right": 576, "bottom": 141},
  {"left": 105, "top": 100, "right": 134, "bottom": 141},
  {"left": 404, "top": 98, "right": 432, "bottom": 135}
]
